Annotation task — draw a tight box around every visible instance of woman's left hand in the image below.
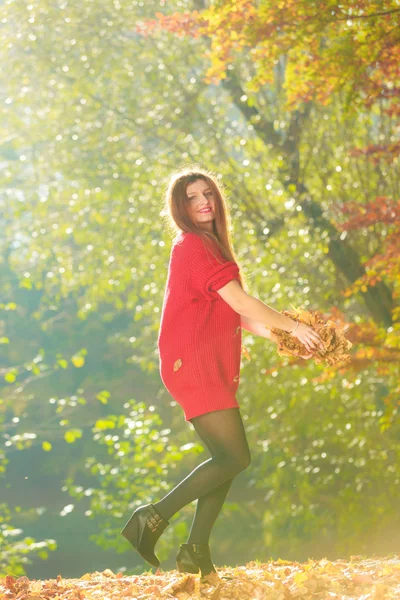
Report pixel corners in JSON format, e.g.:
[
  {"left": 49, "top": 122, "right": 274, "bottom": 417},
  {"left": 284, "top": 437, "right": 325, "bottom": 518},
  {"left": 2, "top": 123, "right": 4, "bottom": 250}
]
[
  {"left": 270, "top": 330, "right": 314, "bottom": 360},
  {"left": 272, "top": 329, "right": 315, "bottom": 359}
]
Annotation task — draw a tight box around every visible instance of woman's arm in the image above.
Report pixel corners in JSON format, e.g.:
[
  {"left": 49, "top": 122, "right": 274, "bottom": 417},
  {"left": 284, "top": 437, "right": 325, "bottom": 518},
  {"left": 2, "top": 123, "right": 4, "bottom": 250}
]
[
  {"left": 220, "top": 282, "right": 314, "bottom": 357},
  {"left": 241, "top": 315, "right": 313, "bottom": 358},
  {"left": 241, "top": 316, "right": 276, "bottom": 340},
  {"left": 217, "top": 280, "right": 296, "bottom": 332}
]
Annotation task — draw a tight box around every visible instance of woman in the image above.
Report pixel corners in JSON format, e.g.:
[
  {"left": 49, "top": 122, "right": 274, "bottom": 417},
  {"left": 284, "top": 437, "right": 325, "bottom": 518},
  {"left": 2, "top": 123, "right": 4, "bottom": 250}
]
[{"left": 121, "top": 166, "right": 324, "bottom": 583}]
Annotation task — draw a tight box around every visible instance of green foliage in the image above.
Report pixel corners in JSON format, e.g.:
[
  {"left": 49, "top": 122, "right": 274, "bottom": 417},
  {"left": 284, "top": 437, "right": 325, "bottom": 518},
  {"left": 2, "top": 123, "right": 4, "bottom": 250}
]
[
  {"left": 63, "top": 400, "right": 205, "bottom": 564},
  {"left": 0, "top": 0, "right": 398, "bottom": 576},
  {"left": 0, "top": 503, "right": 57, "bottom": 577}
]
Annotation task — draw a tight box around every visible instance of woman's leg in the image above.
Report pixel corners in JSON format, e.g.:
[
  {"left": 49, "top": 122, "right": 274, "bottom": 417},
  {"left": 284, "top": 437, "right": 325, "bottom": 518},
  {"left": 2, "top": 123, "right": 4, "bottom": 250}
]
[
  {"left": 186, "top": 416, "right": 236, "bottom": 544},
  {"left": 186, "top": 477, "right": 234, "bottom": 544},
  {"left": 152, "top": 408, "right": 251, "bottom": 523}
]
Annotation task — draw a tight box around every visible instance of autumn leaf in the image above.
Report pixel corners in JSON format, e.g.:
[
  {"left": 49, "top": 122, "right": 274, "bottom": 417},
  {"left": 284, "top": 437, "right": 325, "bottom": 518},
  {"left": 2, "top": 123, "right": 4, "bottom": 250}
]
[{"left": 270, "top": 306, "right": 353, "bottom": 365}]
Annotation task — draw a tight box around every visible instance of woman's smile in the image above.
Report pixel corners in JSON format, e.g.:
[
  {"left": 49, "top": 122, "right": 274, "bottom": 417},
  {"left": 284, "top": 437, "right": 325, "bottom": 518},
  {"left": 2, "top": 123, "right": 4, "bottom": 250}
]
[{"left": 186, "top": 179, "right": 216, "bottom": 231}]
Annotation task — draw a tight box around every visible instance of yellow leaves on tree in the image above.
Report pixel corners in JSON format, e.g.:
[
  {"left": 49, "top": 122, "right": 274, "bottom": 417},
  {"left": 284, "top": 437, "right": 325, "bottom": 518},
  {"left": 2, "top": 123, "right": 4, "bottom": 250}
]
[{"left": 139, "top": 1, "right": 400, "bottom": 112}]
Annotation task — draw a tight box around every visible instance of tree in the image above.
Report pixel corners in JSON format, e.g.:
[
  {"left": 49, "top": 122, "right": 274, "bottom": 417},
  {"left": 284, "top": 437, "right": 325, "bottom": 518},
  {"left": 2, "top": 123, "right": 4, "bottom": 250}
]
[{"left": 0, "top": 0, "right": 399, "bottom": 574}]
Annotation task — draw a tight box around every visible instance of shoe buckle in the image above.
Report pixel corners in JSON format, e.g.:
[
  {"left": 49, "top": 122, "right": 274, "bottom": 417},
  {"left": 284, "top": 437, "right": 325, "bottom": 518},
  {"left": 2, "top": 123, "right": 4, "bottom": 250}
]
[{"left": 147, "top": 511, "right": 162, "bottom": 532}]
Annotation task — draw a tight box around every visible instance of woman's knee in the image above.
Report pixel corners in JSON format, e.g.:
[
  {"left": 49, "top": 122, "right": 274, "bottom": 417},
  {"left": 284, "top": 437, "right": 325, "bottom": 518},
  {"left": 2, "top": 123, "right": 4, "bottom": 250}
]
[
  {"left": 220, "top": 448, "right": 251, "bottom": 474},
  {"left": 238, "top": 448, "right": 251, "bottom": 471}
]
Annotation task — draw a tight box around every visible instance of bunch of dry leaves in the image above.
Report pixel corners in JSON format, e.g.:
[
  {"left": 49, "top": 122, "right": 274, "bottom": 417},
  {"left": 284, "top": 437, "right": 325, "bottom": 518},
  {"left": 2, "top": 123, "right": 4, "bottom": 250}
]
[
  {"left": 269, "top": 307, "right": 353, "bottom": 365},
  {"left": 1, "top": 555, "right": 400, "bottom": 599}
]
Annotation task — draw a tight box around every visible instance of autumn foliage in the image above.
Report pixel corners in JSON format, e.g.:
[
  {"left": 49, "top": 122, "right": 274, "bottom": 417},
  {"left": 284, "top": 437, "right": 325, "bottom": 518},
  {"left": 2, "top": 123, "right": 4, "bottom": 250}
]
[
  {"left": 138, "top": 0, "right": 400, "bottom": 402},
  {"left": 270, "top": 307, "right": 353, "bottom": 365},
  {"left": 1, "top": 0, "right": 400, "bottom": 580},
  {"left": 138, "top": 1, "right": 400, "bottom": 110},
  {"left": 2, "top": 556, "right": 400, "bottom": 599},
  {"left": 335, "top": 197, "right": 400, "bottom": 296}
]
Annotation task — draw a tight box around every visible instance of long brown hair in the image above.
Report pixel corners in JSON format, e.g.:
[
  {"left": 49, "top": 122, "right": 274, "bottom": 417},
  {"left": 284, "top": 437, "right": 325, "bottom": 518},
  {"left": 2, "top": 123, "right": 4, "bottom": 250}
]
[{"left": 162, "top": 164, "right": 246, "bottom": 291}]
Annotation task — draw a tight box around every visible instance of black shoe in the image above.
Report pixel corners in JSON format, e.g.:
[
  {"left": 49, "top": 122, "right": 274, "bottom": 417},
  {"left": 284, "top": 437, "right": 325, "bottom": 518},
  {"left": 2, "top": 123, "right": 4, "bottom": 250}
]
[
  {"left": 120, "top": 503, "right": 169, "bottom": 568},
  {"left": 176, "top": 543, "right": 218, "bottom": 579}
]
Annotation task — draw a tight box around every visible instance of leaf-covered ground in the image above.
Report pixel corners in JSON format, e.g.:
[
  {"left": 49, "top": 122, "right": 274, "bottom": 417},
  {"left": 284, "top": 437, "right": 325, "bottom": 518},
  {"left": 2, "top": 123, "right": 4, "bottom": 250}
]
[{"left": 1, "top": 555, "right": 400, "bottom": 599}]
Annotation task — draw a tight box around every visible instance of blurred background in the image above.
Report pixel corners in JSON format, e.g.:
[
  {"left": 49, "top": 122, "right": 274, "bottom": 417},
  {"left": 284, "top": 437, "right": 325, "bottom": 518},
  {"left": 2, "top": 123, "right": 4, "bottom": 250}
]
[{"left": 1, "top": 0, "right": 399, "bottom": 579}]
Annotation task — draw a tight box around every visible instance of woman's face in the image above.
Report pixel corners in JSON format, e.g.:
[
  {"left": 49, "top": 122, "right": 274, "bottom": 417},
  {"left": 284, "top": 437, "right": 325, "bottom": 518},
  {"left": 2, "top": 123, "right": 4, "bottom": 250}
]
[{"left": 185, "top": 179, "right": 216, "bottom": 231}]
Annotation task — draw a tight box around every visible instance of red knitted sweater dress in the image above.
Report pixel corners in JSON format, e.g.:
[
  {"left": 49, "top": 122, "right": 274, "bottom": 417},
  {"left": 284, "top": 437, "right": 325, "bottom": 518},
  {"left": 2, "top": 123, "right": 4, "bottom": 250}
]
[{"left": 157, "top": 231, "right": 242, "bottom": 421}]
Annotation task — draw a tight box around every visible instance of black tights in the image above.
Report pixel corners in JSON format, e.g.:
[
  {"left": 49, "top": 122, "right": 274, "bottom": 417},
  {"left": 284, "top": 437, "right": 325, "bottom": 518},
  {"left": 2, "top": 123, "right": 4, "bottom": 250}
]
[{"left": 152, "top": 407, "right": 251, "bottom": 544}]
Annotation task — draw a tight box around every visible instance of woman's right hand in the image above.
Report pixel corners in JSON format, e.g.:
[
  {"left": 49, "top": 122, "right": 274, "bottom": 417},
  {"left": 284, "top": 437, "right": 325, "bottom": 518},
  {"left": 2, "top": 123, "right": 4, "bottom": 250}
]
[{"left": 290, "top": 322, "right": 325, "bottom": 353}]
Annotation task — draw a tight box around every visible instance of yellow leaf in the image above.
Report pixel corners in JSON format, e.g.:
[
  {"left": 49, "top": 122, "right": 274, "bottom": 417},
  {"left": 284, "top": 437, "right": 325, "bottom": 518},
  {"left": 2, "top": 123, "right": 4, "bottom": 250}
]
[
  {"left": 4, "top": 372, "right": 16, "bottom": 383},
  {"left": 94, "top": 419, "right": 115, "bottom": 430},
  {"left": 96, "top": 390, "right": 110, "bottom": 404},
  {"left": 242, "top": 345, "right": 251, "bottom": 361},
  {"left": 294, "top": 571, "right": 309, "bottom": 584},
  {"left": 71, "top": 355, "right": 85, "bottom": 368},
  {"left": 174, "top": 358, "right": 182, "bottom": 371},
  {"left": 64, "top": 429, "right": 82, "bottom": 443}
]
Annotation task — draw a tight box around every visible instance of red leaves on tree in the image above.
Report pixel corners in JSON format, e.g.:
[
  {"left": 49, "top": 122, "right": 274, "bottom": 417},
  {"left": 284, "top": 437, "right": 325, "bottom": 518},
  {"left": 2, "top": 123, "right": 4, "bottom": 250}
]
[{"left": 333, "top": 197, "right": 400, "bottom": 294}]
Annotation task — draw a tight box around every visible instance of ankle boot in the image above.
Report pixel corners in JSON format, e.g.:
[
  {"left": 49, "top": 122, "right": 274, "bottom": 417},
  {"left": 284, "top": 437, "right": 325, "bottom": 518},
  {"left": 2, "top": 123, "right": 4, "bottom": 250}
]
[
  {"left": 121, "top": 503, "right": 169, "bottom": 568},
  {"left": 176, "top": 543, "right": 220, "bottom": 581}
]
